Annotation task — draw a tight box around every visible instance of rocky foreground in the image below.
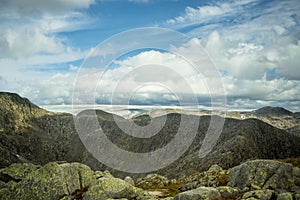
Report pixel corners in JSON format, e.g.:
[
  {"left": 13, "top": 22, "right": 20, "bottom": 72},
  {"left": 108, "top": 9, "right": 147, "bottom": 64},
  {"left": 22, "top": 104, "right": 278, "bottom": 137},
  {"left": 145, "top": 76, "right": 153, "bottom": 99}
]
[{"left": 1, "top": 159, "right": 300, "bottom": 200}]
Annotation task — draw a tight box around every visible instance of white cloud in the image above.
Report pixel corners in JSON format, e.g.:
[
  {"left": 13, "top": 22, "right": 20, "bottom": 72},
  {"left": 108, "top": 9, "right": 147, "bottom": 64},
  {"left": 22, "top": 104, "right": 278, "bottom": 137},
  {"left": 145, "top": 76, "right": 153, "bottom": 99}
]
[
  {"left": 202, "top": 29, "right": 300, "bottom": 80},
  {"left": 224, "top": 76, "right": 300, "bottom": 101},
  {"left": 0, "top": 10, "right": 94, "bottom": 59},
  {"left": 69, "top": 64, "right": 80, "bottom": 71},
  {"left": 40, "top": 12, "right": 95, "bottom": 33},
  {"left": 90, "top": 41, "right": 299, "bottom": 109},
  {"left": 167, "top": 0, "right": 258, "bottom": 26},
  {"left": 0, "top": 26, "right": 64, "bottom": 59},
  {"left": 1, "top": 0, "right": 299, "bottom": 111},
  {"left": 165, "top": 0, "right": 300, "bottom": 81},
  {"left": 0, "top": 0, "right": 95, "bottom": 59},
  {"left": 8, "top": 44, "right": 300, "bottom": 111},
  {"left": 19, "top": 73, "right": 75, "bottom": 105},
  {"left": 202, "top": 31, "right": 273, "bottom": 79},
  {"left": 0, "top": 0, "right": 95, "bottom": 105},
  {"left": 176, "top": 0, "right": 300, "bottom": 82},
  {"left": 198, "top": 29, "right": 300, "bottom": 110},
  {"left": 69, "top": 46, "right": 216, "bottom": 106},
  {"left": 276, "top": 42, "right": 300, "bottom": 80},
  {"left": 167, "top": 3, "right": 231, "bottom": 25},
  {"left": 0, "top": 50, "right": 85, "bottom": 76},
  {"left": 0, "top": 0, "right": 95, "bottom": 17}
]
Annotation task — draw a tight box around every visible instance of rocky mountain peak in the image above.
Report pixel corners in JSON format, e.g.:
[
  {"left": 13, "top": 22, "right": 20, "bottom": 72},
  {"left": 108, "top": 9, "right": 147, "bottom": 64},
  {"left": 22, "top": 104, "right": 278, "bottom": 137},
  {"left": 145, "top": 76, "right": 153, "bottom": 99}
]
[{"left": 253, "top": 106, "right": 293, "bottom": 116}]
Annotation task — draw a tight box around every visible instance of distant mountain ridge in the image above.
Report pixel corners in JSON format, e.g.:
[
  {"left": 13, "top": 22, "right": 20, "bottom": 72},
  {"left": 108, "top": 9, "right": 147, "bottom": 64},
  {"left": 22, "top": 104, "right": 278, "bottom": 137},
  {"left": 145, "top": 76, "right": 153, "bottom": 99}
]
[
  {"left": 0, "top": 92, "right": 299, "bottom": 179},
  {"left": 226, "top": 106, "right": 300, "bottom": 137},
  {"left": 132, "top": 105, "right": 299, "bottom": 137},
  {"left": 253, "top": 106, "right": 293, "bottom": 116}
]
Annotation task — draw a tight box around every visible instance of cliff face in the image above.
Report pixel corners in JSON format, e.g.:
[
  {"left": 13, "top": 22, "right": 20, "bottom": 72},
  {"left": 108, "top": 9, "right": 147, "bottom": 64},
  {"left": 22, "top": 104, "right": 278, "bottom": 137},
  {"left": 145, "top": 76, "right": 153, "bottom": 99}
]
[{"left": 0, "top": 92, "right": 300, "bottom": 180}]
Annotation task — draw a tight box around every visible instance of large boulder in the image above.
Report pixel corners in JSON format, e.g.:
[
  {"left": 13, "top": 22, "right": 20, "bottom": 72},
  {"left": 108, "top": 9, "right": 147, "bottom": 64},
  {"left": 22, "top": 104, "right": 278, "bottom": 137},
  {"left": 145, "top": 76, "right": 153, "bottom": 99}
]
[
  {"left": 294, "top": 192, "right": 300, "bottom": 200},
  {"left": 2, "top": 162, "right": 95, "bottom": 200},
  {"left": 216, "top": 186, "right": 240, "bottom": 199},
  {"left": 124, "top": 176, "right": 135, "bottom": 186},
  {"left": 0, "top": 163, "right": 41, "bottom": 182},
  {"left": 173, "top": 187, "right": 221, "bottom": 200},
  {"left": 277, "top": 192, "right": 293, "bottom": 200},
  {"left": 0, "top": 161, "right": 151, "bottom": 200},
  {"left": 0, "top": 163, "right": 41, "bottom": 199},
  {"left": 228, "top": 160, "right": 294, "bottom": 190},
  {"left": 83, "top": 177, "right": 145, "bottom": 200},
  {"left": 294, "top": 167, "right": 300, "bottom": 186},
  {"left": 241, "top": 189, "right": 275, "bottom": 200}
]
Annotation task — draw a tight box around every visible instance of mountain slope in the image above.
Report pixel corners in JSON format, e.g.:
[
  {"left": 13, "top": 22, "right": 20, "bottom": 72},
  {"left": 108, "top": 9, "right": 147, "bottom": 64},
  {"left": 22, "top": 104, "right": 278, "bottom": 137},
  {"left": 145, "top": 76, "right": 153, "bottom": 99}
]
[
  {"left": 0, "top": 92, "right": 299, "bottom": 179},
  {"left": 252, "top": 106, "right": 293, "bottom": 116},
  {"left": 75, "top": 109, "right": 300, "bottom": 178},
  {"left": 0, "top": 92, "right": 78, "bottom": 167},
  {"left": 0, "top": 92, "right": 49, "bottom": 133}
]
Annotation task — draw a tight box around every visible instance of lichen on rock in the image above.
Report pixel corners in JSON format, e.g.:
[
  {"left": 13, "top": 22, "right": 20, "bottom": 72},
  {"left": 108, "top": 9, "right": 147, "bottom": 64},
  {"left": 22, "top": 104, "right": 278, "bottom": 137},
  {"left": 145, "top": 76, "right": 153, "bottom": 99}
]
[
  {"left": 173, "top": 187, "right": 221, "bottom": 200},
  {"left": 2, "top": 162, "right": 95, "bottom": 200},
  {"left": 228, "top": 160, "right": 295, "bottom": 190},
  {"left": 83, "top": 177, "right": 145, "bottom": 200}
]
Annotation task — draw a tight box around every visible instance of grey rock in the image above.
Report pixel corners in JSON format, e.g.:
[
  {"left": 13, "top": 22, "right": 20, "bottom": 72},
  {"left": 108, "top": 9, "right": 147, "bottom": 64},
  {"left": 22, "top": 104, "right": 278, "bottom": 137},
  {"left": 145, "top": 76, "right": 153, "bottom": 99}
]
[
  {"left": 94, "top": 170, "right": 114, "bottom": 179},
  {"left": 83, "top": 177, "right": 144, "bottom": 200},
  {"left": 3, "top": 162, "right": 95, "bottom": 200},
  {"left": 178, "top": 164, "right": 229, "bottom": 192},
  {"left": 216, "top": 186, "right": 240, "bottom": 199},
  {"left": 124, "top": 176, "right": 135, "bottom": 186},
  {"left": 179, "top": 181, "right": 199, "bottom": 192},
  {"left": 294, "top": 192, "right": 300, "bottom": 200},
  {"left": 173, "top": 187, "right": 221, "bottom": 200},
  {"left": 277, "top": 192, "right": 293, "bottom": 200},
  {"left": 0, "top": 163, "right": 41, "bottom": 182},
  {"left": 228, "top": 160, "right": 294, "bottom": 190},
  {"left": 294, "top": 167, "right": 300, "bottom": 186},
  {"left": 136, "top": 174, "right": 169, "bottom": 188},
  {"left": 207, "top": 165, "right": 223, "bottom": 175},
  {"left": 242, "top": 189, "right": 275, "bottom": 200}
]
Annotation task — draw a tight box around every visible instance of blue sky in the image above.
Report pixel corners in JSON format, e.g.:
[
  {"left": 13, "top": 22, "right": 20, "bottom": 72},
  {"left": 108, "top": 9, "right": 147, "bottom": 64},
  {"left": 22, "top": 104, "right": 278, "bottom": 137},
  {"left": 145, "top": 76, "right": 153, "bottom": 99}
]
[{"left": 0, "top": 0, "right": 300, "bottom": 111}]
